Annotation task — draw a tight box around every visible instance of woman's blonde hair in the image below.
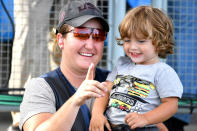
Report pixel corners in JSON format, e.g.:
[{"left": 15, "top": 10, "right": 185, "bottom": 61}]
[
  {"left": 118, "top": 6, "right": 174, "bottom": 58},
  {"left": 50, "top": 24, "right": 71, "bottom": 65}
]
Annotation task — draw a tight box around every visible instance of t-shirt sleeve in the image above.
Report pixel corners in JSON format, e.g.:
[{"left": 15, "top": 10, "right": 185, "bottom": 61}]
[
  {"left": 106, "top": 65, "right": 118, "bottom": 82},
  {"left": 19, "top": 78, "right": 56, "bottom": 129},
  {"left": 155, "top": 67, "right": 183, "bottom": 99}
]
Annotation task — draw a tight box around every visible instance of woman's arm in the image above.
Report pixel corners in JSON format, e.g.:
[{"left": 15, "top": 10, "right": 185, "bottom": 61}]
[
  {"left": 23, "top": 64, "right": 107, "bottom": 131},
  {"left": 23, "top": 95, "right": 80, "bottom": 131}
]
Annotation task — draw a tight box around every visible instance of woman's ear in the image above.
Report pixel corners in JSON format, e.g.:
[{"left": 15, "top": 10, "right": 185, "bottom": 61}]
[{"left": 57, "top": 33, "right": 64, "bottom": 49}]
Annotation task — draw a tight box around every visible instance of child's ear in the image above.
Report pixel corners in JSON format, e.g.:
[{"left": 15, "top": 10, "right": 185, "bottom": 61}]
[{"left": 57, "top": 34, "right": 64, "bottom": 49}]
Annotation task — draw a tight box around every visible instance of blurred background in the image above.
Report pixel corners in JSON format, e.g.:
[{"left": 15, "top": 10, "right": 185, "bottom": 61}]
[{"left": 0, "top": 0, "right": 196, "bottom": 131}]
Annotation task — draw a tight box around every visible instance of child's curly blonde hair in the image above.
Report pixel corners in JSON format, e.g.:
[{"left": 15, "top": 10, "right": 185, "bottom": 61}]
[{"left": 118, "top": 6, "right": 174, "bottom": 58}]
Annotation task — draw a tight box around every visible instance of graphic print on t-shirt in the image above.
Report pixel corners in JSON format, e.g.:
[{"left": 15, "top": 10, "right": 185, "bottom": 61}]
[{"left": 108, "top": 75, "right": 155, "bottom": 113}]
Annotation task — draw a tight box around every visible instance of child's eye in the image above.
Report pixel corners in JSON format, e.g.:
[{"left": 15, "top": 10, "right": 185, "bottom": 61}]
[
  {"left": 138, "top": 40, "right": 146, "bottom": 43},
  {"left": 124, "top": 39, "right": 131, "bottom": 43}
]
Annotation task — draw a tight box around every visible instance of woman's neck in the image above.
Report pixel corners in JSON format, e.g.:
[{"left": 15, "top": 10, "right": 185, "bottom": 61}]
[{"left": 60, "top": 64, "right": 89, "bottom": 88}]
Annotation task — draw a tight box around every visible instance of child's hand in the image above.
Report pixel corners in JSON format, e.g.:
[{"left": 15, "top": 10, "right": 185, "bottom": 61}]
[
  {"left": 89, "top": 114, "right": 111, "bottom": 131},
  {"left": 125, "top": 112, "right": 149, "bottom": 129}
]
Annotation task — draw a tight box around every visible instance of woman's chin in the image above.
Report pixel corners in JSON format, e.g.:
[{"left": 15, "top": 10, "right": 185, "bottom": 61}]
[{"left": 78, "top": 62, "right": 93, "bottom": 69}]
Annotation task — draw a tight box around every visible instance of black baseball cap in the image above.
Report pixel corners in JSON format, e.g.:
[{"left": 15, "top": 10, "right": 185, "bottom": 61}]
[{"left": 56, "top": 0, "right": 109, "bottom": 33}]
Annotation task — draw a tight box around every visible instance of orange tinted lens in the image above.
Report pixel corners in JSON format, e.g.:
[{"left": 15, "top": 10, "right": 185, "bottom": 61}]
[
  {"left": 73, "top": 33, "right": 90, "bottom": 40},
  {"left": 73, "top": 28, "right": 90, "bottom": 40},
  {"left": 92, "top": 34, "right": 106, "bottom": 41},
  {"left": 92, "top": 29, "right": 106, "bottom": 41},
  {"left": 73, "top": 27, "right": 106, "bottom": 41}
]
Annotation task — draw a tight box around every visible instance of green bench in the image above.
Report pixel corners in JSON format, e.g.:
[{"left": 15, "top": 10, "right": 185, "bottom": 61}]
[
  {"left": 178, "top": 96, "right": 197, "bottom": 114},
  {"left": 0, "top": 89, "right": 197, "bottom": 113},
  {"left": 0, "top": 94, "right": 23, "bottom": 111},
  {"left": 0, "top": 88, "right": 24, "bottom": 112}
]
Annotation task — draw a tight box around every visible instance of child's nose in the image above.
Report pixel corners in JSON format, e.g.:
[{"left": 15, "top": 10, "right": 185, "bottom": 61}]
[{"left": 129, "top": 41, "right": 138, "bottom": 50}]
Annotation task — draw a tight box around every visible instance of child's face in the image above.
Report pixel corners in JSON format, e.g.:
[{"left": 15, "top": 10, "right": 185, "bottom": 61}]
[{"left": 123, "top": 37, "right": 159, "bottom": 65}]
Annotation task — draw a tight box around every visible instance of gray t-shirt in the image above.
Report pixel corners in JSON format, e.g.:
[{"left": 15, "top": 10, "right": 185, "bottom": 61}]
[
  {"left": 105, "top": 56, "right": 183, "bottom": 125},
  {"left": 19, "top": 78, "right": 94, "bottom": 129}
]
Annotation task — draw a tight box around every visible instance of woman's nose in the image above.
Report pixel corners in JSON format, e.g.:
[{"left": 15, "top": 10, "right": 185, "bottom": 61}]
[{"left": 84, "top": 35, "right": 94, "bottom": 49}]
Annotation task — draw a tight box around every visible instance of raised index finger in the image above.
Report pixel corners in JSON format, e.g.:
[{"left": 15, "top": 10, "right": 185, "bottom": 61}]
[{"left": 86, "top": 63, "right": 94, "bottom": 80}]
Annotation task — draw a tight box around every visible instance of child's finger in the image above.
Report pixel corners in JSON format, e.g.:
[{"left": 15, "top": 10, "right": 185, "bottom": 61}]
[{"left": 86, "top": 63, "right": 94, "bottom": 80}]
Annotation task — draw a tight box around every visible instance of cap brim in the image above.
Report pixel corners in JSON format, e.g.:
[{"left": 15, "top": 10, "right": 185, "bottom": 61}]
[{"left": 66, "top": 15, "right": 109, "bottom": 32}]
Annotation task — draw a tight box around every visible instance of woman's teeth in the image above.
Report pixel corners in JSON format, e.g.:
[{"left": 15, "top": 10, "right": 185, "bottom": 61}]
[{"left": 80, "top": 53, "right": 93, "bottom": 56}]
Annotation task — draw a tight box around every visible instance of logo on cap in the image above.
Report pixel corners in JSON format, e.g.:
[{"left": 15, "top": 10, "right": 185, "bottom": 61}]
[
  {"left": 78, "top": 2, "right": 96, "bottom": 12},
  {"left": 59, "top": 12, "right": 65, "bottom": 23}
]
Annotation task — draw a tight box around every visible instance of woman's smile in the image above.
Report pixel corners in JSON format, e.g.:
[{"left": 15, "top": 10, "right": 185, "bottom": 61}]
[{"left": 79, "top": 52, "right": 94, "bottom": 57}]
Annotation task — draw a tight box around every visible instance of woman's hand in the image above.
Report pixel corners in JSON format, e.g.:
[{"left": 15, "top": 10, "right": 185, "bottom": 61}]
[
  {"left": 89, "top": 113, "right": 111, "bottom": 131},
  {"left": 156, "top": 123, "right": 168, "bottom": 131},
  {"left": 73, "top": 63, "right": 108, "bottom": 106}
]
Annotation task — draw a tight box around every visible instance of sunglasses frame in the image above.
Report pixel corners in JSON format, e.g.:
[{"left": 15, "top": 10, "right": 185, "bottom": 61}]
[{"left": 64, "top": 27, "right": 107, "bottom": 42}]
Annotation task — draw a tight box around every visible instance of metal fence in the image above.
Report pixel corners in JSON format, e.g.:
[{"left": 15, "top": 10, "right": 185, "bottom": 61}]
[
  {"left": 0, "top": 0, "right": 14, "bottom": 89},
  {"left": 0, "top": 0, "right": 109, "bottom": 90},
  {"left": 166, "top": 0, "right": 197, "bottom": 113},
  {"left": 167, "top": 0, "right": 197, "bottom": 97}
]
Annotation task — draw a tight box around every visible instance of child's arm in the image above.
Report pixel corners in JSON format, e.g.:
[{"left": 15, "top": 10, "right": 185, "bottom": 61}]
[
  {"left": 125, "top": 97, "right": 178, "bottom": 130},
  {"left": 89, "top": 81, "right": 113, "bottom": 131}
]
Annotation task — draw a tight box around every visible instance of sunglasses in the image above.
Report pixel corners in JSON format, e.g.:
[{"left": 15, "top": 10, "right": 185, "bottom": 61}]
[{"left": 65, "top": 27, "right": 107, "bottom": 42}]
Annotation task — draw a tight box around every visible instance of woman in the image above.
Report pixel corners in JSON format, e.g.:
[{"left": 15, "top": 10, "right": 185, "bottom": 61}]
[{"left": 19, "top": 1, "right": 109, "bottom": 131}]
